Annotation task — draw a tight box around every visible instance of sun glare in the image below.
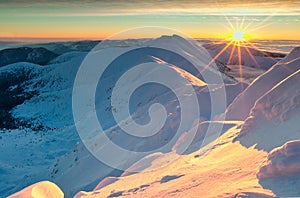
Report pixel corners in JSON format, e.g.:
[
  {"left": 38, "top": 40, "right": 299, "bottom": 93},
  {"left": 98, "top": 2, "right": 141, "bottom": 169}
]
[
  {"left": 203, "top": 15, "right": 274, "bottom": 86},
  {"left": 202, "top": 15, "right": 275, "bottom": 89},
  {"left": 233, "top": 31, "right": 244, "bottom": 41}
]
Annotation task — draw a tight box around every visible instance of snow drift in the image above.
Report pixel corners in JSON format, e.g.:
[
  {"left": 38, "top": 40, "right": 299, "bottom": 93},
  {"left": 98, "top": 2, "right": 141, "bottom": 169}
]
[
  {"left": 258, "top": 140, "right": 300, "bottom": 179},
  {"left": 236, "top": 70, "right": 300, "bottom": 151}
]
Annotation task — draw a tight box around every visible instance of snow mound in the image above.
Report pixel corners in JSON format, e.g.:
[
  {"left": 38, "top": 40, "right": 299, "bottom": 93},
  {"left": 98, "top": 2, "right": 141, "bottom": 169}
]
[
  {"left": 225, "top": 47, "right": 300, "bottom": 121},
  {"left": 236, "top": 70, "right": 300, "bottom": 151},
  {"left": 257, "top": 140, "right": 300, "bottom": 179},
  {"left": 8, "top": 181, "right": 63, "bottom": 198}
]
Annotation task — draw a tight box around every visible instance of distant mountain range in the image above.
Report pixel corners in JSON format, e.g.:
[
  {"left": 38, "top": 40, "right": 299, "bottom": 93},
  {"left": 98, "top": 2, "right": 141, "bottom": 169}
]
[{"left": 2, "top": 36, "right": 299, "bottom": 198}]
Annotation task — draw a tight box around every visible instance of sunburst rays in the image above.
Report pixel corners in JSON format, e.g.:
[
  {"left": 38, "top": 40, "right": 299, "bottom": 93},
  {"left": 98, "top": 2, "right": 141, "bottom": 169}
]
[{"left": 202, "top": 14, "right": 276, "bottom": 84}]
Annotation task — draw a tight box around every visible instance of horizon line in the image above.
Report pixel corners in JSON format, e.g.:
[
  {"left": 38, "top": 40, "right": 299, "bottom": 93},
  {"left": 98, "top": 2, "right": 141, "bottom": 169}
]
[{"left": 1, "top": 37, "right": 300, "bottom": 43}]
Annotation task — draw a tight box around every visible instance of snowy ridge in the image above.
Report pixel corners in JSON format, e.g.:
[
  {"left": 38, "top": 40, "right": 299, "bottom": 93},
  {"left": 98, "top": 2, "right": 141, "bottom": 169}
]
[
  {"left": 2, "top": 35, "right": 244, "bottom": 197},
  {"left": 236, "top": 70, "right": 300, "bottom": 151},
  {"left": 71, "top": 47, "right": 300, "bottom": 197},
  {"left": 277, "top": 47, "right": 300, "bottom": 63},
  {"left": 50, "top": 59, "right": 243, "bottom": 196},
  {"left": 225, "top": 47, "right": 300, "bottom": 121},
  {"left": 5, "top": 38, "right": 300, "bottom": 197},
  {"left": 145, "top": 35, "right": 236, "bottom": 83}
]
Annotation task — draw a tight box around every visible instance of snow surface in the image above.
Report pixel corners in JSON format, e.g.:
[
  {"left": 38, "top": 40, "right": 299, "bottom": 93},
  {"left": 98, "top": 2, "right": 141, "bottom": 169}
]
[
  {"left": 2, "top": 35, "right": 245, "bottom": 197},
  {"left": 4, "top": 37, "right": 300, "bottom": 198},
  {"left": 0, "top": 53, "right": 86, "bottom": 196},
  {"left": 258, "top": 140, "right": 300, "bottom": 179},
  {"left": 8, "top": 181, "right": 63, "bottom": 198},
  {"left": 225, "top": 47, "right": 300, "bottom": 121},
  {"left": 71, "top": 45, "right": 300, "bottom": 197},
  {"left": 236, "top": 70, "right": 300, "bottom": 151},
  {"left": 54, "top": 35, "right": 245, "bottom": 196}
]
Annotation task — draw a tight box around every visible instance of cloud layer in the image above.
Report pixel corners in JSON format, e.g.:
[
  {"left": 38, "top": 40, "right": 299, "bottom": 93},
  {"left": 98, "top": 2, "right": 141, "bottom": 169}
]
[{"left": 0, "top": 0, "right": 299, "bottom": 15}]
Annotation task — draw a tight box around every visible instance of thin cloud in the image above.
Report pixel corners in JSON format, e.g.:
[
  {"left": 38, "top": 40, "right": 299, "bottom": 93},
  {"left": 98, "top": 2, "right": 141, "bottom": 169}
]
[{"left": 0, "top": 0, "right": 299, "bottom": 15}]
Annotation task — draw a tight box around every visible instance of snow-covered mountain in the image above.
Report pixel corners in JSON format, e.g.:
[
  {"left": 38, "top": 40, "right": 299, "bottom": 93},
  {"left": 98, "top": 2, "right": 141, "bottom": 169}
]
[
  {"left": 4, "top": 35, "right": 300, "bottom": 198},
  {"left": 1, "top": 35, "right": 244, "bottom": 197},
  {"left": 0, "top": 47, "right": 58, "bottom": 67},
  {"left": 25, "top": 39, "right": 150, "bottom": 55},
  {"left": 49, "top": 35, "right": 246, "bottom": 196},
  {"left": 67, "top": 44, "right": 300, "bottom": 198}
]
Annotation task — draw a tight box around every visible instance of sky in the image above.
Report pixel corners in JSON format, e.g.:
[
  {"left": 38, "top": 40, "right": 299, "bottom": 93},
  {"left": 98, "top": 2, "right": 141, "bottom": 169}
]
[{"left": 0, "top": 0, "right": 300, "bottom": 41}]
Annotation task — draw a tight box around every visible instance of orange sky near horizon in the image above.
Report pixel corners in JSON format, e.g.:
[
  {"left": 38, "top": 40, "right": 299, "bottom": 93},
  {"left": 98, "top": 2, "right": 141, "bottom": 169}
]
[{"left": 0, "top": 0, "right": 300, "bottom": 41}]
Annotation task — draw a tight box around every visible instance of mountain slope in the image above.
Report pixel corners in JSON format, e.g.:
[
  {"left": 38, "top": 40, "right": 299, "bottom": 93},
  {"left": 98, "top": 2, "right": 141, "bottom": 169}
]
[
  {"left": 74, "top": 123, "right": 275, "bottom": 198},
  {"left": 1, "top": 35, "right": 244, "bottom": 197},
  {"left": 0, "top": 47, "right": 58, "bottom": 67},
  {"left": 5, "top": 39, "right": 299, "bottom": 197},
  {"left": 225, "top": 47, "right": 300, "bottom": 120},
  {"left": 236, "top": 70, "right": 300, "bottom": 151},
  {"left": 72, "top": 48, "right": 300, "bottom": 198},
  {"left": 50, "top": 35, "right": 245, "bottom": 196},
  {"left": 0, "top": 52, "right": 86, "bottom": 196}
]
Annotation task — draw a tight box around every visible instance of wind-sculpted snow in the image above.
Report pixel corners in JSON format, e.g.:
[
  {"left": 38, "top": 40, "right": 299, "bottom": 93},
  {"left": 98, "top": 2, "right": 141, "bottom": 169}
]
[
  {"left": 257, "top": 140, "right": 300, "bottom": 197},
  {"left": 258, "top": 140, "right": 300, "bottom": 179},
  {"left": 236, "top": 70, "right": 300, "bottom": 151},
  {"left": 226, "top": 47, "right": 300, "bottom": 121}
]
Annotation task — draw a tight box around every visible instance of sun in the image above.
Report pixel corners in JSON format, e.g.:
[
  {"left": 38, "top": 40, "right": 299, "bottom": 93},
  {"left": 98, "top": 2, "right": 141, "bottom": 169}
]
[
  {"left": 202, "top": 16, "right": 275, "bottom": 88},
  {"left": 232, "top": 31, "right": 245, "bottom": 41}
]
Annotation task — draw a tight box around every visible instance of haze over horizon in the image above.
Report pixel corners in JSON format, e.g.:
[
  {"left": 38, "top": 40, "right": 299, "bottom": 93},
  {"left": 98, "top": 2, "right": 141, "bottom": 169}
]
[{"left": 1, "top": 0, "right": 300, "bottom": 41}]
